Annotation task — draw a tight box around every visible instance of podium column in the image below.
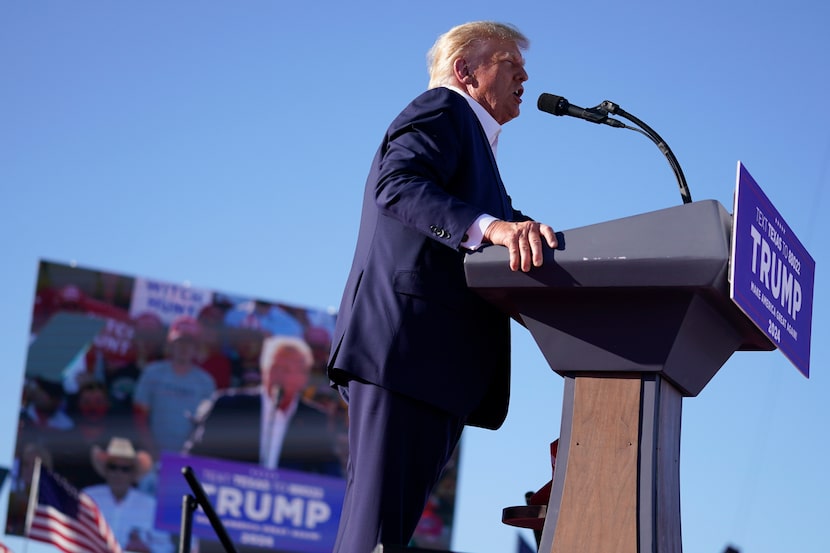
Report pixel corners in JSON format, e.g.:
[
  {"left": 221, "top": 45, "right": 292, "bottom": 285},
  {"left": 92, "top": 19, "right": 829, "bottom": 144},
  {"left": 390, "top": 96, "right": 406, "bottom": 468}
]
[{"left": 538, "top": 373, "right": 682, "bottom": 553}]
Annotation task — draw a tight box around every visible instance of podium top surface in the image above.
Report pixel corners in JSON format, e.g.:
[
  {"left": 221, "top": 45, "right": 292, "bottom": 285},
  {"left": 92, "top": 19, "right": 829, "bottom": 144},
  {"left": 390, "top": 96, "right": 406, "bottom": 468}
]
[
  {"left": 464, "top": 200, "right": 774, "bottom": 395},
  {"left": 465, "top": 199, "right": 734, "bottom": 292}
]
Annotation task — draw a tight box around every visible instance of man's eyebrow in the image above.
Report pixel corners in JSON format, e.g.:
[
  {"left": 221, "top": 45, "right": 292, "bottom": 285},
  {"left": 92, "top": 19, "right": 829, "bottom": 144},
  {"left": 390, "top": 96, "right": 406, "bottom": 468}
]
[{"left": 494, "top": 51, "right": 525, "bottom": 65}]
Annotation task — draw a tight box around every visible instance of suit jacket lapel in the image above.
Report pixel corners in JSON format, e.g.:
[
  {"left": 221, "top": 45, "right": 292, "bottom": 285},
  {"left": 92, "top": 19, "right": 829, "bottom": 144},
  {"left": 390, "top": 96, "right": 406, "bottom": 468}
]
[{"left": 473, "top": 118, "right": 512, "bottom": 220}]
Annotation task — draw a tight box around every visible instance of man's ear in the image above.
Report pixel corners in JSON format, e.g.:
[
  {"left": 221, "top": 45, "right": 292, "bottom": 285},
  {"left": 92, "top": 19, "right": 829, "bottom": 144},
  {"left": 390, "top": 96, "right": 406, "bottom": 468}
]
[{"left": 453, "top": 57, "right": 474, "bottom": 85}]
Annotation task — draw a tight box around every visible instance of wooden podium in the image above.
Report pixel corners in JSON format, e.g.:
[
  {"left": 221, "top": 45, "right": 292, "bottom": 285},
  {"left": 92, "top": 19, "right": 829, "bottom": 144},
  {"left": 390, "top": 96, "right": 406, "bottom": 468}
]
[{"left": 464, "top": 200, "right": 774, "bottom": 553}]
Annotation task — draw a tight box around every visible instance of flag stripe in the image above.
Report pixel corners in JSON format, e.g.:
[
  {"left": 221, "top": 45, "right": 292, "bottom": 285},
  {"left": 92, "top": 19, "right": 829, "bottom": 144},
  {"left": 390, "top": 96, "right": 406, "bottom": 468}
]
[
  {"left": 34, "top": 502, "right": 110, "bottom": 545},
  {"left": 30, "top": 507, "right": 118, "bottom": 553},
  {"left": 26, "top": 464, "right": 123, "bottom": 553},
  {"left": 30, "top": 507, "right": 112, "bottom": 553}
]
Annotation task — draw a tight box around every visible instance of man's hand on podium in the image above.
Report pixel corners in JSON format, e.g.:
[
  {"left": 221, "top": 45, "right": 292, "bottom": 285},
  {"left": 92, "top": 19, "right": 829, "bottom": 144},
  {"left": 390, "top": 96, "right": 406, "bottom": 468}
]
[{"left": 484, "top": 220, "right": 558, "bottom": 272}]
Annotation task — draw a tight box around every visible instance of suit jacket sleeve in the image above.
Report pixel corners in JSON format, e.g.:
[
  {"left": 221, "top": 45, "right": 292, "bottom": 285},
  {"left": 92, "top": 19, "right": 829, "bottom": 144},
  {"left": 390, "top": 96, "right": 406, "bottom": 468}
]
[{"left": 373, "top": 89, "right": 527, "bottom": 250}]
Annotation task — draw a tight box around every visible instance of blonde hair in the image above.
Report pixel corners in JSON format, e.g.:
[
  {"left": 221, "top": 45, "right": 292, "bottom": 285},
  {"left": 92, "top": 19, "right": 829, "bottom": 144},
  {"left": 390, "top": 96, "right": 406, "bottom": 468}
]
[
  {"left": 259, "top": 335, "right": 313, "bottom": 372},
  {"left": 427, "top": 21, "right": 529, "bottom": 89}
]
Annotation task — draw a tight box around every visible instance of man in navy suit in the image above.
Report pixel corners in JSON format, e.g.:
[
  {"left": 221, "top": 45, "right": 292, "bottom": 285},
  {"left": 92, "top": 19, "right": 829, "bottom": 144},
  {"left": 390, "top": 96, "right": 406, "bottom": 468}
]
[
  {"left": 327, "top": 21, "right": 558, "bottom": 552},
  {"left": 187, "top": 335, "right": 342, "bottom": 477}
]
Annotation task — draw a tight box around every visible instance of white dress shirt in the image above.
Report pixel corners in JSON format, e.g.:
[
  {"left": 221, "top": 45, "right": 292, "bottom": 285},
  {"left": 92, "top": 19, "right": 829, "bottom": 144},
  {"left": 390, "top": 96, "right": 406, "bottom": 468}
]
[
  {"left": 259, "top": 391, "right": 299, "bottom": 469},
  {"left": 443, "top": 85, "right": 502, "bottom": 250}
]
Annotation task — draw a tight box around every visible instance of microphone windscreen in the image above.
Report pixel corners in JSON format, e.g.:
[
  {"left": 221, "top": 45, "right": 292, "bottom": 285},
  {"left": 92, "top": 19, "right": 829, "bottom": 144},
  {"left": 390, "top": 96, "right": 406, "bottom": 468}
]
[{"left": 537, "top": 93, "right": 567, "bottom": 115}]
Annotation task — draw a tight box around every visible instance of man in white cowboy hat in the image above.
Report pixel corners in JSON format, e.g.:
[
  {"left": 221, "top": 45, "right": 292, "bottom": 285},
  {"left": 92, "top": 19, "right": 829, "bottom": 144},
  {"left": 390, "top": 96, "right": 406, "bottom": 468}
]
[{"left": 82, "top": 437, "right": 173, "bottom": 553}]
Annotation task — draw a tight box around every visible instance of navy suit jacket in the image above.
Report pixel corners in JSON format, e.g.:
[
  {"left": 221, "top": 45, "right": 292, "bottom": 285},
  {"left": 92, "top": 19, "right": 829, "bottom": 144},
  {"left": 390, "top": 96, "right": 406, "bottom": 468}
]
[
  {"left": 186, "top": 388, "right": 343, "bottom": 477},
  {"left": 328, "top": 87, "right": 530, "bottom": 430}
]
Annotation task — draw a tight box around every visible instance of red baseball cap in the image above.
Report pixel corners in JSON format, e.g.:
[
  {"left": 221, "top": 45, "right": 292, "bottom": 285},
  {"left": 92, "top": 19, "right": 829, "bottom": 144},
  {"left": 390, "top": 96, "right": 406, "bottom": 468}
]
[{"left": 167, "top": 316, "right": 201, "bottom": 343}]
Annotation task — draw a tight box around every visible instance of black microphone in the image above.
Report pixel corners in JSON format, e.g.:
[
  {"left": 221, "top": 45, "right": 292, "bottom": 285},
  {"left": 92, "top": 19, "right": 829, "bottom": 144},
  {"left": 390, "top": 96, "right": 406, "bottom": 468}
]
[
  {"left": 537, "top": 93, "right": 624, "bottom": 128},
  {"left": 270, "top": 385, "right": 284, "bottom": 408}
]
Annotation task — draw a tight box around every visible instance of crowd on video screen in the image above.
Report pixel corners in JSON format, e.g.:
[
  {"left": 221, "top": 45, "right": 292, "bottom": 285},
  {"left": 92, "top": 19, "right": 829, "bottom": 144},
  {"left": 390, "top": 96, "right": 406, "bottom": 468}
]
[{"left": 6, "top": 260, "right": 458, "bottom": 552}]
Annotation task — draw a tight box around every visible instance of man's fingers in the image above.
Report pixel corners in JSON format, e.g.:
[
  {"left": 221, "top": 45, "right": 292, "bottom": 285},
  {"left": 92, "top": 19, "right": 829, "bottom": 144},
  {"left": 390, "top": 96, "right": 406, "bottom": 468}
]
[
  {"left": 505, "top": 240, "right": 520, "bottom": 271},
  {"left": 539, "top": 224, "right": 558, "bottom": 249},
  {"left": 521, "top": 248, "right": 532, "bottom": 272},
  {"left": 487, "top": 220, "right": 557, "bottom": 272}
]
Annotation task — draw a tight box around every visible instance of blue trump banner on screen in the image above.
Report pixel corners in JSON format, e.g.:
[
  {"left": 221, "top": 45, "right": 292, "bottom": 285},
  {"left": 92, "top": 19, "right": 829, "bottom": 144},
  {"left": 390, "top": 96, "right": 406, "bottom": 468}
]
[
  {"left": 730, "top": 161, "right": 815, "bottom": 377},
  {"left": 155, "top": 453, "right": 345, "bottom": 553}
]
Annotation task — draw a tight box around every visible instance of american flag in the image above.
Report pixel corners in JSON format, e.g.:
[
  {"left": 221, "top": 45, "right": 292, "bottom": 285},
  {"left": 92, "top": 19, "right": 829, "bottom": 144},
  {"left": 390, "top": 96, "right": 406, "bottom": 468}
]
[{"left": 25, "top": 459, "right": 123, "bottom": 553}]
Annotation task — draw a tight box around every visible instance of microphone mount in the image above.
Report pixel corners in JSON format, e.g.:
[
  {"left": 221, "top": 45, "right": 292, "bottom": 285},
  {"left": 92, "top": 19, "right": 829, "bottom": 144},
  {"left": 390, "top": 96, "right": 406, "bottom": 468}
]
[
  {"left": 576, "top": 103, "right": 625, "bottom": 128},
  {"left": 539, "top": 94, "right": 692, "bottom": 205}
]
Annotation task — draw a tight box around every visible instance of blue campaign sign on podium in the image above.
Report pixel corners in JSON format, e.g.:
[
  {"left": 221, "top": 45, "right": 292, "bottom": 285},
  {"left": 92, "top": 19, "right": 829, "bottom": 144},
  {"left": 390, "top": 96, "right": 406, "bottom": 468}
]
[{"left": 729, "top": 161, "right": 815, "bottom": 377}]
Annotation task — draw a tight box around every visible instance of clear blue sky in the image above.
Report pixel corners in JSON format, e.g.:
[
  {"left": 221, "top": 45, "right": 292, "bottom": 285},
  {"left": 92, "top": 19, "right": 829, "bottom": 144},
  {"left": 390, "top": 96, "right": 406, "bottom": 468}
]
[{"left": 2, "top": 2, "right": 828, "bottom": 553}]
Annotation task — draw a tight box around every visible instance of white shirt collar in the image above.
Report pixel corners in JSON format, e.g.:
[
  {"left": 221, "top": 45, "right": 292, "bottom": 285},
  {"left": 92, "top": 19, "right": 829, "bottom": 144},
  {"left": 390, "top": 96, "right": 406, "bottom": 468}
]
[{"left": 443, "top": 85, "right": 502, "bottom": 155}]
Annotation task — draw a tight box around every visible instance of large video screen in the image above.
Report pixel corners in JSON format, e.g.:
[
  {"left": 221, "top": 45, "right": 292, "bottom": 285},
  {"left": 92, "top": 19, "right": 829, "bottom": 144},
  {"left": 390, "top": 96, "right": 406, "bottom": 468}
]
[{"left": 7, "top": 260, "right": 459, "bottom": 552}]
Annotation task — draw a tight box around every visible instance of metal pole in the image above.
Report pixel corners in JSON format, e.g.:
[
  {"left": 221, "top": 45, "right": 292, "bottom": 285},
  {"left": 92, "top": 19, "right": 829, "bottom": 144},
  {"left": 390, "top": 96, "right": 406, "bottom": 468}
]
[{"left": 178, "top": 494, "right": 197, "bottom": 553}]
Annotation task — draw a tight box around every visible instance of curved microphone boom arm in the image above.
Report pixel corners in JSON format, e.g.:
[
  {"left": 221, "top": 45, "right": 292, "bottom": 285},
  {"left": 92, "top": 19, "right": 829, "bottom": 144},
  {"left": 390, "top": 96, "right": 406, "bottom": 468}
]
[
  {"left": 601, "top": 100, "right": 692, "bottom": 204},
  {"left": 537, "top": 93, "right": 693, "bottom": 205}
]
